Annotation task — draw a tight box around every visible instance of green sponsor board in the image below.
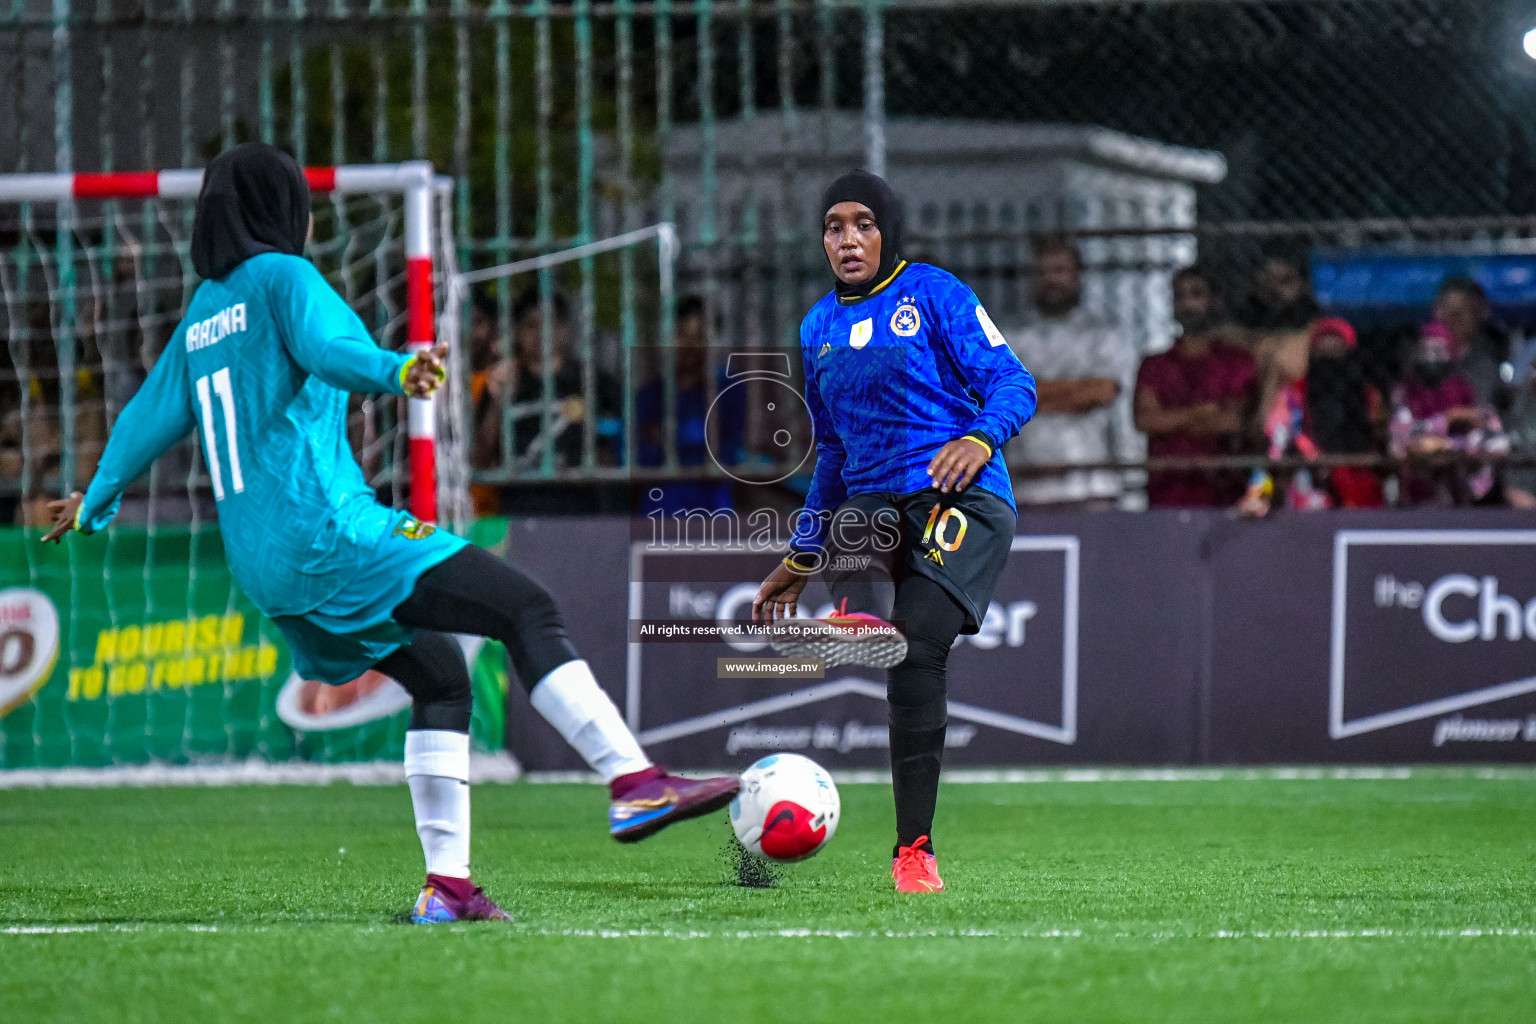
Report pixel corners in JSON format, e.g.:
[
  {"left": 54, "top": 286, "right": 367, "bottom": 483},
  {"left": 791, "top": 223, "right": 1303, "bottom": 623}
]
[{"left": 0, "top": 520, "right": 509, "bottom": 770}]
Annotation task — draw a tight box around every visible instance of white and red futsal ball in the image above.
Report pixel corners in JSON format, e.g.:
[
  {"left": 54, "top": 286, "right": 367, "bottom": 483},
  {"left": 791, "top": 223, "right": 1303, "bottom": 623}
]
[{"left": 730, "top": 753, "right": 840, "bottom": 862}]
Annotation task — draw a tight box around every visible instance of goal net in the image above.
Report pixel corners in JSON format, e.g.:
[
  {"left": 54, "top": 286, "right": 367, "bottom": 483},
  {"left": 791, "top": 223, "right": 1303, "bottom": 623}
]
[{"left": 0, "top": 164, "right": 508, "bottom": 783}]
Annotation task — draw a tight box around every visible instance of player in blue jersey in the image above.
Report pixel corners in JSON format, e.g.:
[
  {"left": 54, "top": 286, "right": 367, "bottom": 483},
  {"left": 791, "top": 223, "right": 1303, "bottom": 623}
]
[
  {"left": 753, "top": 170, "right": 1037, "bottom": 893},
  {"left": 42, "top": 143, "right": 738, "bottom": 923}
]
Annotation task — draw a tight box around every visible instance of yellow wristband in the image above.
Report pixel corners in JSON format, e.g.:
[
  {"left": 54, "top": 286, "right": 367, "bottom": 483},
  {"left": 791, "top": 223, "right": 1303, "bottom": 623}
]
[
  {"left": 783, "top": 552, "right": 817, "bottom": 573},
  {"left": 961, "top": 434, "right": 993, "bottom": 457},
  {"left": 399, "top": 354, "right": 446, "bottom": 396}
]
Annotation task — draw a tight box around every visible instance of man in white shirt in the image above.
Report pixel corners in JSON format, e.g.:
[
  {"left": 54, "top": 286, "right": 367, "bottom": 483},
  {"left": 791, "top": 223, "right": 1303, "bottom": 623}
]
[{"left": 1004, "top": 235, "right": 1141, "bottom": 510}]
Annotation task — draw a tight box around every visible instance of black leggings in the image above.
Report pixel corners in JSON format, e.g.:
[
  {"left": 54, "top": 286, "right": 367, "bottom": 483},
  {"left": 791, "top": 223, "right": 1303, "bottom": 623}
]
[
  {"left": 823, "top": 497, "right": 968, "bottom": 849},
  {"left": 884, "top": 575, "right": 966, "bottom": 732},
  {"left": 376, "top": 545, "right": 579, "bottom": 732}
]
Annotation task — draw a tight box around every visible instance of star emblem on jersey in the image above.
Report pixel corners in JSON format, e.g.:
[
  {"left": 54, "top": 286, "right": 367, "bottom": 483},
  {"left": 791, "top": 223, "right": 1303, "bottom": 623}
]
[
  {"left": 890, "top": 301, "right": 921, "bottom": 337},
  {"left": 849, "top": 318, "right": 873, "bottom": 350}
]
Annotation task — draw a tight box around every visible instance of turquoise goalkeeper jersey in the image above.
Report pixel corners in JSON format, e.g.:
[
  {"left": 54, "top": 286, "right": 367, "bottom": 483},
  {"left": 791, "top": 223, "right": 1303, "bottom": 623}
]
[{"left": 78, "top": 252, "right": 465, "bottom": 681}]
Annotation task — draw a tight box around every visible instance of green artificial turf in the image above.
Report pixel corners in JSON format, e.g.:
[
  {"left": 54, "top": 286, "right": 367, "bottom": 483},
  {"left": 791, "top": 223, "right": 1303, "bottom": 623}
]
[{"left": 3, "top": 774, "right": 1535, "bottom": 1023}]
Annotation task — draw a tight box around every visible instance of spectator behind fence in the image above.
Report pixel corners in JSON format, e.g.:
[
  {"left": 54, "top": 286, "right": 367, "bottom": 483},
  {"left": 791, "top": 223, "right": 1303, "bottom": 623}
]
[
  {"left": 1134, "top": 265, "right": 1256, "bottom": 508},
  {"left": 1432, "top": 275, "right": 1509, "bottom": 408},
  {"left": 1003, "top": 234, "right": 1140, "bottom": 511},
  {"left": 1237, "top": 248, "right": 1326, "bottom": 438},
  {"left": 468, "top": 290, "right": 504, "bottom": 382},
  {"left": 1390, "top": 321, "right": 1509, "bottom": 506},
  {"left": 1493, "top": 346, "right": 1536, "bottom": 508},
  {"left": 471, "top": 289, "right": 621, "bottom": 482},
  {"left": 1232, "top": 246, "right": 1322, "bottom": 339},
  {"left": 635, "top": 296, "right": 745, "bottom": 514},
  {"left": 466, "top": 290, "right": 504, "bottom": 516},
  {"left": 1238, "top": 317, "right": 1385, "bottom": 516}
]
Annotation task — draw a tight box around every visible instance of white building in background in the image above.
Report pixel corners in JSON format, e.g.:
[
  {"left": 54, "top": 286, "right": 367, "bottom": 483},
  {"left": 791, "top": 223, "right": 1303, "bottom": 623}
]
[{"left": 648, "top": 113, "right": 1226, "bottom": 356}]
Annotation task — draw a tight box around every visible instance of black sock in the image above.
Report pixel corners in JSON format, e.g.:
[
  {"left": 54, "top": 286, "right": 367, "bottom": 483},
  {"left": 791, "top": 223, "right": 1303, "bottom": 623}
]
[{"left": 889, "top": 723, "right": 945, "bottom": 856}]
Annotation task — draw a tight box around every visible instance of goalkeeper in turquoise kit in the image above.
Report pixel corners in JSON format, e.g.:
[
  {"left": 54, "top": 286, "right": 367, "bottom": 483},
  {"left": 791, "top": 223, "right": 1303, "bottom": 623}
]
[{"left": 43, "top": 143, "right": 738, "bottom": 923}]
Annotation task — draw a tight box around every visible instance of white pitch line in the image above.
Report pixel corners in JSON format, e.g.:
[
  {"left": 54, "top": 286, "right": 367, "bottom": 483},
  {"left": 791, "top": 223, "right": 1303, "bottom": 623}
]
[
  {"left": 527, "top": 927, "right": 1024, "bottom": 939},
  {"left": 7, "top": 924, "right": 1536, "bottom": 940},
  {"left": 0, "top": 924, "right": 220, "bottom": 935},
  {"left": 515, "top": 926, "right": 1536, "bottom": 940}
]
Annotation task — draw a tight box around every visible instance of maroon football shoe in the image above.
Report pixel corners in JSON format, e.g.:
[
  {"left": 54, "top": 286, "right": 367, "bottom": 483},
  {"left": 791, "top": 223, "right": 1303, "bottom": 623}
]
[
  {"left": 609, "top": 766, "right": 741, "bottom": 843},
  {"left": 410, "top": 874, "right": 514, "bottom": 923}
]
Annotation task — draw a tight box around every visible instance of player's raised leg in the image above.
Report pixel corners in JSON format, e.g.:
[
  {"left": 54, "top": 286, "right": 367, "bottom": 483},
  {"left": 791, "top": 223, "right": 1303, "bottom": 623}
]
[
  {"left": 373, "top": 631, "right": 513, "bottom": 923},
  {"left": 390, "top": 544, "right": 739, "bottom": 843}
]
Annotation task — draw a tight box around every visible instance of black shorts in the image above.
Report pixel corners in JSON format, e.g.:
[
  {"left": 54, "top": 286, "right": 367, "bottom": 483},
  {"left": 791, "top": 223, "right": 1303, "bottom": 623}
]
[{"left": 820, "top": 485, "right": 1016, "bottom": 634}]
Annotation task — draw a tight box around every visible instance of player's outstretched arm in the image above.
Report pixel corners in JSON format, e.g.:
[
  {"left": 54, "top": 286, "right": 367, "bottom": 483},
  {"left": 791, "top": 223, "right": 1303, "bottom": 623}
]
[
  {"left": 927, "top": 436, "right": 993, "bottom": 494},
  {"left": 401, "top": 343, "right": 448, "bottom": 398},
  {"left": 48, "top": 338, "right": 198, "bottom": 541},
  {"left": 923, "top": 276, "right": 1038, "bottom": 492},
  {"left": 270, "top": 258, "right": 441, "bottom": 397},
  {"left": 753, "top": 559, "right": 812, "bottom": 623},
  {"left": 937, "top": 287, "right": 1038, "bottom": 446},
  {"left": 41, "top": 492, "right": 84, "bottom": 543}
]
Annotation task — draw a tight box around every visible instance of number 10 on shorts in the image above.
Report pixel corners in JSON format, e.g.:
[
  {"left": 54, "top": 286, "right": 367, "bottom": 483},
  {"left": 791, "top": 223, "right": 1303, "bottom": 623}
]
[{"left": 922, "top": 504, "right": 968, "bottom": 552}]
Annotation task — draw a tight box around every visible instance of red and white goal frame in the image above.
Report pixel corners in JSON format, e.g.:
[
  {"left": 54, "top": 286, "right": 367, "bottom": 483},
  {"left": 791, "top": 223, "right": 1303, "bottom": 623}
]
[{"left": 0, "top": 161, "right": 445, "bottom": 524}]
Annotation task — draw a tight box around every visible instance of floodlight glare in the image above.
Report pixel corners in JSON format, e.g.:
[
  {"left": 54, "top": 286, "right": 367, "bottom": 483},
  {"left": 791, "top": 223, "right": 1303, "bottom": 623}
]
[{"left": 1525, "top": 27, "right": 1536, "bottom": 60}]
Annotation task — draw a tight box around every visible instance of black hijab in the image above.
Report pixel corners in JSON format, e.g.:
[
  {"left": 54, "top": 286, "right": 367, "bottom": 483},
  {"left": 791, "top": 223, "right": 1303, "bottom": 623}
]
[
  {"left": 821, "top": 169, "right": 904, "bottom": 301},
  {"left": 191, "top": 143, "right": 311, "bottom": 280}
]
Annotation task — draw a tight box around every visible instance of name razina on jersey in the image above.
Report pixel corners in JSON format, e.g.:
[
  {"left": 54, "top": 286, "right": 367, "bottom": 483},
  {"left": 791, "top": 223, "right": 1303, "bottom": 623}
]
[{"left": 186, "top": 302, "right": 248, "bottom": 352}]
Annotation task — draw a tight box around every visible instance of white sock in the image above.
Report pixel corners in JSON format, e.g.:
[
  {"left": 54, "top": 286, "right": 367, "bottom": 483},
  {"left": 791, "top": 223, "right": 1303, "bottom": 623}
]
[
  {"left": 404, "top": 729, "right": 471, "bottom": 879},
  {"left": 530, "top": 659, "right": 652, "bottom": 783}
]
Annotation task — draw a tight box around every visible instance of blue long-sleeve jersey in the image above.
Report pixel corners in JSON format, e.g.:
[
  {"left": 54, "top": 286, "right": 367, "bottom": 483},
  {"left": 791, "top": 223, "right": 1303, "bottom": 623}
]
[
  {"left": 793, "top": 262, "right": 1037, "bottom": 552},
  {"left": 78, "top": 252, "right": 464, "bottom": 629}
]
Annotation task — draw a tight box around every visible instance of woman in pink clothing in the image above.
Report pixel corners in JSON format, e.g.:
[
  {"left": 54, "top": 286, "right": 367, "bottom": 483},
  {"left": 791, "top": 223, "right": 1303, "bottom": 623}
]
[{"left": 1391, "top": 321, "right": 1508, "bottom": 506}]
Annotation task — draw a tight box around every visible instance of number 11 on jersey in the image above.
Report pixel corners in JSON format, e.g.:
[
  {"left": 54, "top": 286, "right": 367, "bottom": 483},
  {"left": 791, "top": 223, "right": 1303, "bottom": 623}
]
[{"left": 195, "top": 367, "right": 245, "bottom": 500}]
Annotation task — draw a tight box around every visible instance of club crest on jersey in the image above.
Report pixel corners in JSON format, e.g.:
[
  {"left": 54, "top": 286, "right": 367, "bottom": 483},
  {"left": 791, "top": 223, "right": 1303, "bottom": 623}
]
[
  {"left": 890, "top": 301, "right": 921, "bottom": 338},
  {"left": 849, "top": 318, "right": 873, "bottom": 350},
  {"left": 394, "top": 517, "right": 436, "bottom": 540},
  {"left": 818, "top": 342, "right": 831, "bottom": 359}
]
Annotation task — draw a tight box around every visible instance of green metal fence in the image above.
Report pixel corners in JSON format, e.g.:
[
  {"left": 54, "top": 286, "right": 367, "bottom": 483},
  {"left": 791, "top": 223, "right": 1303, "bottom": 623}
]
[{"left": 6, "top": 1, "right": 1536, "bottom": 508}]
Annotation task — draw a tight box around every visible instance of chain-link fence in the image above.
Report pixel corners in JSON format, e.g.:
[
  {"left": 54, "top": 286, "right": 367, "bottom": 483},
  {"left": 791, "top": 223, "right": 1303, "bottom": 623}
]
[{"left": 7, "top": 0, "right": 1536, "bottom": 517}]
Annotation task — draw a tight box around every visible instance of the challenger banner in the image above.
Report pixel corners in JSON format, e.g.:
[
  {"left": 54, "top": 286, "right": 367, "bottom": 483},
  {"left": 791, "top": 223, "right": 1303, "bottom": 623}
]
[
  {"left": 621, "top": 536, "right": 1079, "bottom": 767},
  {"left": 0, "top": 522, "right": 509, "bottom": 770},
  {"left": 1207, "top": 512, "right": 1536, "bottom": 763},
  {"left": 506, "top": 510, "right": 1536, "bottom": 770}
]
